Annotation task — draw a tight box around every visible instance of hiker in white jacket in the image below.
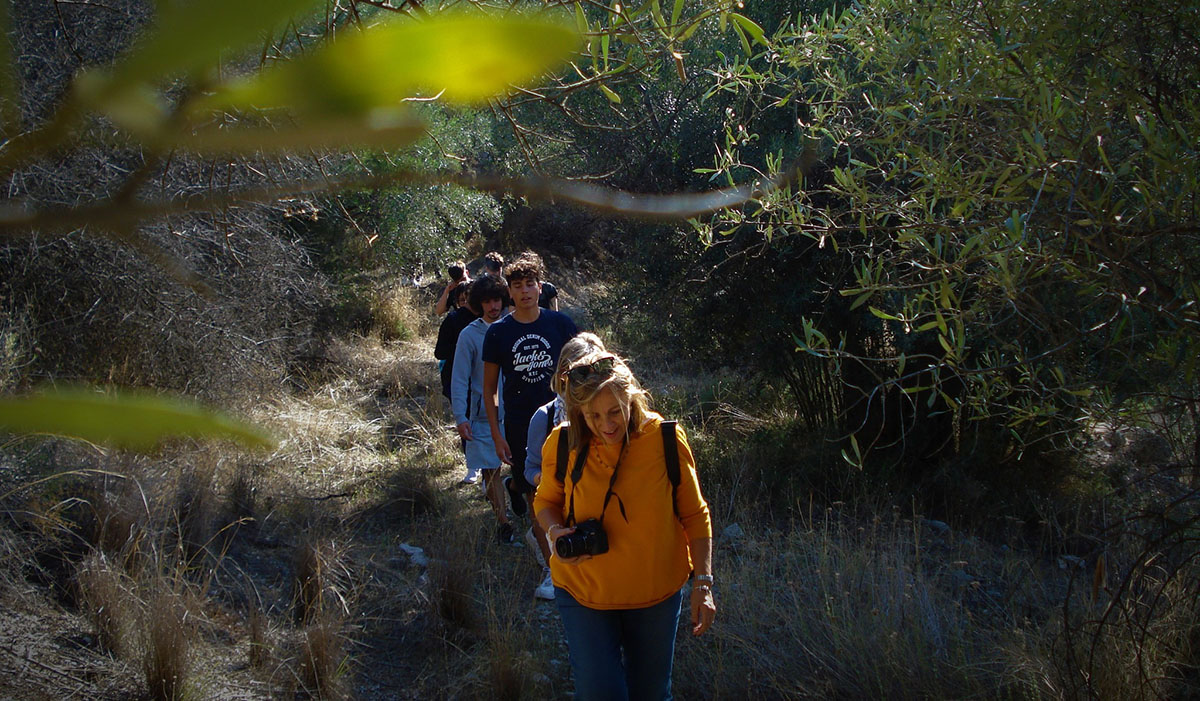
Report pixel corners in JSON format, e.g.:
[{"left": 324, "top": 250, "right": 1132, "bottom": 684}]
[{"left": 452, "top": 274, "right": 514, "bottom": 540}]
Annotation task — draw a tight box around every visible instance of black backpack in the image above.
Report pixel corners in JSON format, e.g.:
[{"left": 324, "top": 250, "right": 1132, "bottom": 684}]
[{"left": 554, "top": 420, "right": 682, "bottom": 518}]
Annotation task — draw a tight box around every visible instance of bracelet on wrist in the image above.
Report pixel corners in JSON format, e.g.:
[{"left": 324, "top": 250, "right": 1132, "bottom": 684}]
[{"left": 695, "top": 574, "right": 714, "bottom": 585}]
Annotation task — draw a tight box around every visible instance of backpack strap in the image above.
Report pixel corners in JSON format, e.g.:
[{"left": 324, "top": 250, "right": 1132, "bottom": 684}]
[
  {"left": 555, "top": 421, "right": 681, "bottom": 521},
  {"left": 546, "top": 405, "right": 555, "bottom": 436},
  {"left": 661, "top": 421, "right": 681, "bottom": 518},
  {"left": 555, "top": 424, "right": 570, "bottom": 484},
  {"left": 555, "top": 421, "right": 584, "bottom": 486}
]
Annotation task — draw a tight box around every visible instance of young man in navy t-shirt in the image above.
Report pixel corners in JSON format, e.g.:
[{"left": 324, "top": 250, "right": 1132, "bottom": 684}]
[{"left": 482, "top": 251, "right": 577, "bottom": 543}]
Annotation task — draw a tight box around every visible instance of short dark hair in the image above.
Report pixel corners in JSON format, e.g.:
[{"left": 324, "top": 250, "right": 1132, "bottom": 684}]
[
  {"left": 447, "top": 260, "right": 467, "bottom": 281},
  {"left": 503, "top": 251, "right": 544, "bottom": 285},
  {"left": 468, "top": 273, "right": 508, "bottom": 313},
  {"left": 482, "top": 252, "right": 504, "bottom": 274}
]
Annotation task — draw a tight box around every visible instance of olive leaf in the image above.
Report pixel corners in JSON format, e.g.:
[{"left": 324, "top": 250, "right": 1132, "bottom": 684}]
[
  {"left": 0, "top": 388, "right": 275, "bottom": 451},
  {"left": 729, "top": 13, "right": 766, "bottom": 47},
  {"left": 197, "top": 12, "right": 580, "bottom": 118}
]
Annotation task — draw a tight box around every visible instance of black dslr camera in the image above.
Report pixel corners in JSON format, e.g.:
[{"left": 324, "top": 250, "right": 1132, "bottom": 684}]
[{"left": 555, "top": 519, "right": 608, "bottom": 558}]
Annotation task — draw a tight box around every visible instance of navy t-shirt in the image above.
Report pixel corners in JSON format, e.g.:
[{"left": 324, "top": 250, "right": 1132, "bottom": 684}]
[{"left": 482, "top": 309, "right": 578, "bottom": 422}]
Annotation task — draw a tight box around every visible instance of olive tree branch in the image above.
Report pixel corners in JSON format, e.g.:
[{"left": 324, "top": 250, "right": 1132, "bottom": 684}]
[{"left": 0, "top": 145, "right": 816, "bottom": 292}]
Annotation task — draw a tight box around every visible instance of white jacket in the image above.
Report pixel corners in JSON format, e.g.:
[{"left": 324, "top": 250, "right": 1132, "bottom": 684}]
[{"left": 451, "top": 317, "right": 504, "bottom": 426}]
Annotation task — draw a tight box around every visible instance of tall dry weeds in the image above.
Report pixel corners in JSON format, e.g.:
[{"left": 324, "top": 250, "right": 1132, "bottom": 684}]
[
  {"left": 481, "top": 581, "right": 547, "bottom": 701},
  {"left": 0, "top": 303, "right": 32, "bottom": 393},
  {"left": 1032, "top": 524, "right": 1200, "bottom": 698},
  {"left": 247, "top": 602, "right": 272, "bottom": 671},
  {"left": 382, "top": 462, "right": 447, "bottom": 522},
  {"left": 298, "top": 614, "right": 350, "bottom": 700},
  {"left": 224, "top": 461, "right": 259, "bottom": 527},
  {"left": 86, "top": 483, "right": 148, "bottom": 560},
  {"left": 4, "top": 0, "right": 333, "bottom": 406},
  {"left": 293, "top": 537, "right": 351, "bottom": 626},
  {"left": 486, "top": 628, "right": 535, "bottom": 701},
  {"left": 75, "top": 552, "right": 135, "bottom": 658},
  {"left": 142, "top": 586, "right": 195, "bottom": 701}
]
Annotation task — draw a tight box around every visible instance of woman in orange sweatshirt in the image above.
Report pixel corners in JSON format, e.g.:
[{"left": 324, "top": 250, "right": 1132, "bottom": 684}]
[{"left": 534, "top": 351, "right": 715, "bottom": 700}]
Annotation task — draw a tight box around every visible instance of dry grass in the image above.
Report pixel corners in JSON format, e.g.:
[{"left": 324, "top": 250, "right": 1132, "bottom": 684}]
[
  {"left": 298, "top": 615, "right": 350, "bottom": 699},
  {"left": 224, "top": 461, "right": 259, "bottom": 529},
  {"left": 247, "top": 602, "right": 272, "bottom": 671},
  {"left": 142, "top": 586, "right": 195, "bottom": 701},
  {"left": 75, "top": 552, "right": 136, "bottom": 657},
  {"left": 1023, "top": 534, "right": 1200, "bottom": 698},
  {"left": 85, "top": 481, "right": 150, "bottom": 563},
  {"left": 293, "top": 537, "right": 351, "bottom": 626},
  {"left": 174, "top": 462, "right": 218, "bottom": 565},
  {"left": 486, "top": 628, "right": 536, "bottom": 701},
  {"left": 0, "top": 305, "right": 32, "bottom": 393},
  {"left": 429, "top": 542, "right": 480, "bottom": 635},
  {"left": 676, "top": 511, "right": 1033, "bottom": 699},
  {"left": 253, "top": 383, "right": 392, "bottom": 503},
  {"left": 371, "top": 284, "right": 432, "bottom": 342},
  {"left": 369, "top": 459, "right": 450, "bottom": 525}
]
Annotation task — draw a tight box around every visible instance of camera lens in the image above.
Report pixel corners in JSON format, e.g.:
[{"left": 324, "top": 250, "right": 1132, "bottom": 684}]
[{"left": 556, "top": 532, "right": 583, "bottom": 559}]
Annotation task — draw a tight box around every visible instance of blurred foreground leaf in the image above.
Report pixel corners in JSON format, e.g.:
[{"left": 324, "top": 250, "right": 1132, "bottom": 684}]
[
  {"left": 200, "top": 11, "right": 580, "bottom": 116},
  {"left": 0, "top": 388, "right": 275, "bottom": 451},
  {"left": 107, "top": 0, "right": 321, "bottom": 88}
]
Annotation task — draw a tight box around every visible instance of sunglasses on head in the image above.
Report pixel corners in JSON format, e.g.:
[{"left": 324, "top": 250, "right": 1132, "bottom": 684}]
[{"left": 565, "top": 356, "right": 617, "bottom": 384}]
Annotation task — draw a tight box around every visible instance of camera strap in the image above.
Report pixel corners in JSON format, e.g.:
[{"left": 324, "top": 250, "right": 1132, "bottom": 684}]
[{"left": 565, "top": 433, "right": 629, "bottom": 528}]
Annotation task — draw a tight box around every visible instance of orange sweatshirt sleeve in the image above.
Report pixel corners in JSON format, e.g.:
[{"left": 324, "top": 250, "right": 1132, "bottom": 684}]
[{"left": 673, "top": 424, "right": 712, "bottom": 543}]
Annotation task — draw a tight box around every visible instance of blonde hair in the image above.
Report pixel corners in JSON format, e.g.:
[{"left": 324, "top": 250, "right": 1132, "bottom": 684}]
[
  {"left": 551, "top": 332, "right": 607, "bottom": 395},
  {"left": 563, "top": 350, "right": 652, "bottom": 452}
]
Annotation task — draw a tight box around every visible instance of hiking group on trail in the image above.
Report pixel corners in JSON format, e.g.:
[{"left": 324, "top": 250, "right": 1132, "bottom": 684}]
[{"left": 433, "top": 250, "right": 716, "bottom": 699}]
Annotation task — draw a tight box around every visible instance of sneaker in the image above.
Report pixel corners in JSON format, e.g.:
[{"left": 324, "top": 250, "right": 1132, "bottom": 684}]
[
  {"left": 534, "top": 568, "right": 555, "bottom": 600},
  {"left": 503, "top": 476, "right": 527, "bottom": 517},
  {"left": 524, "top": 528, "right": 546, "bottom": 568},
  {"left": 497, "top": 522, "right": 515, "bottom": 544}
]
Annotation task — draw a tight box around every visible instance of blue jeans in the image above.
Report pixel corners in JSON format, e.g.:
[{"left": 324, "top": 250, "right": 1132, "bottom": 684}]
[{"left": 554, "top": 587, "right": 683, "bottom": 701}]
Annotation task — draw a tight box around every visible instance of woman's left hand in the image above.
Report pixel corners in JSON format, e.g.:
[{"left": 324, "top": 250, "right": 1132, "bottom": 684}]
[{"left": 690, "top": 585, "right": 716, "bottom": 636}]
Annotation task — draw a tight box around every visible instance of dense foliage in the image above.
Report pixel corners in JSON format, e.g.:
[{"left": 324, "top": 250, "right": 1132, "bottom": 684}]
[{"left": 601, "top": 0, "right": 1200, "bottom": 497}]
